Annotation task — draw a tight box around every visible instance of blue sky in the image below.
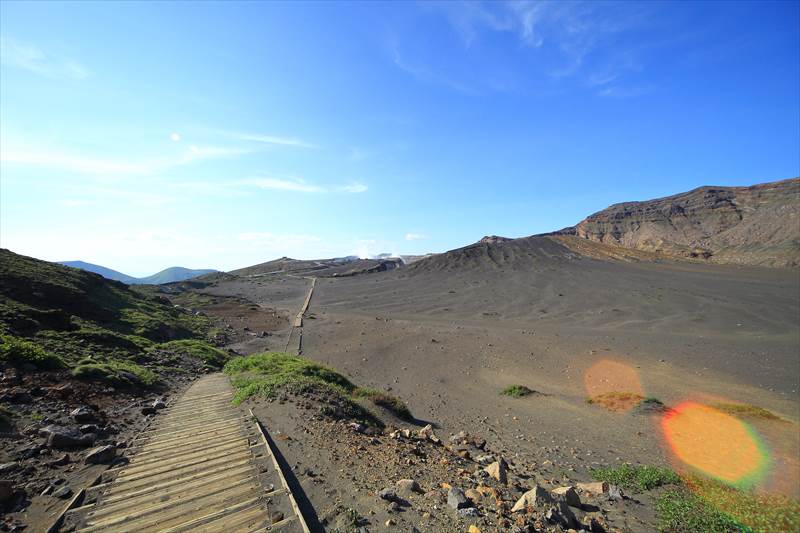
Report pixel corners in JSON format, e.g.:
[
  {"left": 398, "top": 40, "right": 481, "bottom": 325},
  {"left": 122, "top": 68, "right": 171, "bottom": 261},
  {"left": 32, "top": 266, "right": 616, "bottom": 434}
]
[{"left": 1, "top": 1, "right": 798, "bottom": 275}]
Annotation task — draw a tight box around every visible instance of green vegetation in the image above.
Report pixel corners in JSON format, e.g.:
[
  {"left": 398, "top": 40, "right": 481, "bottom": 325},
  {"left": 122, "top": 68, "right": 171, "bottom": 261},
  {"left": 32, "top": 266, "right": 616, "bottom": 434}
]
[
  {"left": 0, "top": 333, "right": 65, "bottom": 369},
  {"left": 712, "top": 403, "right": 784, "bottom": 422},
  {"left": 501, "top": 384, "right": 535, "bottom": 397},
  {"left": 674, "top": 475, "right": 800, "bottom": 533},
  {"left": 656, "top": 487, "right": 750, "bottom": 532},
  {"left": 72, "top": 358, "right": 158, "bottom": 387},
  {"left": 592, "top": 464, "right": 799, "bottom": 532},
  {"left": 224, "top": 352, "right": 412, "bottom": 427},
  {"left": 0, "top": 249, "right": 216, "bottom": 383},
  {"left": 591, "top": 463, "right": 681, "bottom": 492},
  {"left": 155, "top": 340, "right": 230, "bottom": 369}
]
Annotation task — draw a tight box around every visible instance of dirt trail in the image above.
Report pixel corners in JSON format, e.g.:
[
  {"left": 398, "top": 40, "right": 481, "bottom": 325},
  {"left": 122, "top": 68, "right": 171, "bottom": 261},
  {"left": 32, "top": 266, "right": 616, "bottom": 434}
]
[{"left": 63, "top": 374, "right": 309, "bottom": 532}]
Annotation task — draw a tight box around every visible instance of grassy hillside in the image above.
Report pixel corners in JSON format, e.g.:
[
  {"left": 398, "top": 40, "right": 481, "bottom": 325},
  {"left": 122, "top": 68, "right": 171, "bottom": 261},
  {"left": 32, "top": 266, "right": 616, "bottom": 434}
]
[{"left": 0, "top": 249, "right": 228, "bottom": 386}]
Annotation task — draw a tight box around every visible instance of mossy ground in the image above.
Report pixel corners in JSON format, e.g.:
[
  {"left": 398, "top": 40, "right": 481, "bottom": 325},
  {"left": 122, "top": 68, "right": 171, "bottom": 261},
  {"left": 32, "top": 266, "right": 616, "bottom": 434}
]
[{"left": 224, "top": 352, "right": 412, "bottom": 426}]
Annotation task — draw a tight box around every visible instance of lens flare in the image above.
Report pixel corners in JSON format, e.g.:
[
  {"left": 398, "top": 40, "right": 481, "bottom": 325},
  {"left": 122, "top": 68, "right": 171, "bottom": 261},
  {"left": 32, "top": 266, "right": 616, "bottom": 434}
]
[
  {"left": 662, "top": 401, "right": 770, "bottom": 487},
  {"left": 583, "top": 359, "right": 644, "bottom": 411}
]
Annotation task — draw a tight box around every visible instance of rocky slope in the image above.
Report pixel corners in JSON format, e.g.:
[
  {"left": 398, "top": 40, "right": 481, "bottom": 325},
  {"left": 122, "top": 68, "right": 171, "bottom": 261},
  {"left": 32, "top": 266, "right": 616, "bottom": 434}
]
[{"left": 556, "top": 177, "right": 799, "bottom": 267}]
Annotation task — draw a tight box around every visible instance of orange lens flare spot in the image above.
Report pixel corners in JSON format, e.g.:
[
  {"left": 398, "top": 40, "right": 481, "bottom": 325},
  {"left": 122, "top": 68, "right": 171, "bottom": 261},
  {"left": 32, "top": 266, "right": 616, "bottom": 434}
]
[
  {"left": 662, "top": 402, "right": 769, "bottom": 486},
  {"left": 584, "top": 359, "right": 644, "bottom": 396}
]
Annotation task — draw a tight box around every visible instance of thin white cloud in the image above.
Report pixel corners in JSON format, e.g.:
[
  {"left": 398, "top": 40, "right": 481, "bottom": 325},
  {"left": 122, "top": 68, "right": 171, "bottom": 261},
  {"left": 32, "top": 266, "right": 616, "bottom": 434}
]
[
  {"left": 1, "top": 142, "right": 251, "bottom": 176},
  {"left": 241, "top": 177, "right": 367, "bottom": 194},
  {"left": 340, "top": 182, "right": 368, "bottom": 193},
  {"left": 405, "top": 233, "right": 428, "bottom": 241},
  {"left": 0, "top": 37, "right": 88, "bottom": 80},
  {"left": 62, "top": 199, "right": 94, "bottom": 207},
  {"left": 235, "top": 133, "right": 317, "bottom": 149},
  {"left": 242, "top": 177, "right": 324, "bottom": 193}
]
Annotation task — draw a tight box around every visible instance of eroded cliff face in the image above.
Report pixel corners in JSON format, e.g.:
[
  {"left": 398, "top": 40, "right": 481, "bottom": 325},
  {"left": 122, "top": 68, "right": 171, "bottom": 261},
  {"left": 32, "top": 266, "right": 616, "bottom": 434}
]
[{"left": 560, "top": 178, "right": 800, "bottom": 267}]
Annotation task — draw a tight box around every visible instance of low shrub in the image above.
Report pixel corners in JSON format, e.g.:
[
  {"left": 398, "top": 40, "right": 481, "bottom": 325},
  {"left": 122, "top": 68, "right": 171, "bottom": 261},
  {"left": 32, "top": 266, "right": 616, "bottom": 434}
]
[
  {"left": 0, "top": 333, "right": 65, "bottom": 369},
  {"left": 501, "top": 384, "right": 535, "bottom": 397},
  {"left": 591, "top": 463, "right": 681, "bottom": 492}
]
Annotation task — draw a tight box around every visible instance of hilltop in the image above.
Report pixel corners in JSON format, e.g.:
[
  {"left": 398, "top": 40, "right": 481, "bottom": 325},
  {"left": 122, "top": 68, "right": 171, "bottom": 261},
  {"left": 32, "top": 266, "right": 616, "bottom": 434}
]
[{"left": 554, "top": 177, "right": 799, "bottom": 267}]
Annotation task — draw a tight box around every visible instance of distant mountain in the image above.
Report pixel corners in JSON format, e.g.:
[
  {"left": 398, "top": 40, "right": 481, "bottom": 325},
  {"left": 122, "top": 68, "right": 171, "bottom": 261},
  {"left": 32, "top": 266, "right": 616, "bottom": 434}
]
[
  {"left": 59, "top": 261, "right": 139, "bottom": 284},
  {"left": 138, "top": 267, "right": 218, "bottom": 285},
  {"left": 59, "top": 261, "right": 217, "bottom": 285}
]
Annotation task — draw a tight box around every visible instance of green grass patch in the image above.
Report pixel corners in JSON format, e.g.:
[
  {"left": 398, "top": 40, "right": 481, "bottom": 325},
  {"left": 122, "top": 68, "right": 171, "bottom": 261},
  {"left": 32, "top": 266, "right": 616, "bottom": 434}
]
[
  {"left": 354, "top": 387, "right": 413, "bottom": 420},
  {"left": 591, "top": 463, "right": 681, "bottom": 492},
  {"left": 224, "top": 352, "right": 357, "bottom": 404},
  {"left": 657, "top": 487, "right": 750, "bottom": 532},
  {"left": 0, "top": 333, "right": 65, "bottom": 369},
  {"left": 73, "top": 358, "right": 158, "bottom": 387},
  {"left": 667, "top": 474, "right": 800, "bottom": 533},
  {"left": 712, "top": 403, "right": 784, "bottom": 422},
  {"left": 155, "top": 339, "right": 230, "bottom": 369},
  {"left": 224, "top": 353, "right": 409, "bottom": 427},
  {"left": 501, "top": 384, "right": 535, "bottom": 398}
]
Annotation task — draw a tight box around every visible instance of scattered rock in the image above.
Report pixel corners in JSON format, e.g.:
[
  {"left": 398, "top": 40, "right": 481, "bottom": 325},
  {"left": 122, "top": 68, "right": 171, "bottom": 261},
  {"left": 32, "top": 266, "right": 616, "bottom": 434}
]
[
  {"left": 141, "top": 406, "right": 157, "bottom": 416},
  {"left": 40, "top": 425, "right": 96, "bottom": 449},
  {"left": 395, "top": 479, "right": 421, "bottom": 496},
  {"left": 484, "top": 458, "right": 508, "bottom": 484},
  {"left": 79, "top": 424, "right": 100, "bottom": 434},
  {"left": 0, "top": 463, "right": 18, "bottom": 474},
  {"left": 152, "top": 399, "right": 167, "bottom": 410},
  {"left": 447, "top": 487, "right": 469, "bottom": 509},
  {"left": 464, "top": 488, "right": 482, "bottom": 503},
  {"left": 378, "top": 488, "right": 398, "bottom": 502},
  {"left": 511, "top": 485, "right": 552, "bottom": 512},
  {"left": 551, "top": 486, "right": 581, "bottom": 507},
  {"left": 608, "top": 485, "right": 625, "bottom": 501},
  {"left": 49, "top": 454, "right": 71, "bottom": 467},
  {"left": 70, "top": 407, "right": 97, "bottom": 424},
  {"left": 456, "top": 507, "right": 480, "bottom": 517},
  {"left": 577, "top": 481, "right": 609, "bottom": 495},
  {"left": 85, "top": 445, "right": 117, "bottom": 465}
]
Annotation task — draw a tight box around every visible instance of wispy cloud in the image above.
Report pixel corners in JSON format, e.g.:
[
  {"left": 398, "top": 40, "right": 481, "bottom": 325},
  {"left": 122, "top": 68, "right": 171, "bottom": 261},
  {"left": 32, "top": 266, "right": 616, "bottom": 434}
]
[
  {"left": 406, "top": 1, "right": 651, "bottom": 92},
  {"left": 405, "top": 233, "right": 428, "bottom": 241},
  {"left": 340, "top": 182, "right": 368, "bottom": 193},
  {"left": 242, "top": 177, "right": 324, "bottom": 193},
  {"left": 1, "top": 37, "right": 88, "bottom": 79},
  {"left": 1, "top": 142, "right": 251, "bottom": 177},
  {"left": 233, "top": 132, "right": 317, "bottom": 149},
  {"left": 62, "top": 199, "right": 94, "bottom": 207},
  {"left": 242, "top": 177, "right": 367, "bottom": 194}
]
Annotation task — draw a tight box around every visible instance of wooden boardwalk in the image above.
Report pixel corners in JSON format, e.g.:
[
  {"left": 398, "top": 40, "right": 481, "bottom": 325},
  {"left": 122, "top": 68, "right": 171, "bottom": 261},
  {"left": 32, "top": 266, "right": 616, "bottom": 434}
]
[{"left": 64, "top": 374, "right": 309, "bottom": 532}]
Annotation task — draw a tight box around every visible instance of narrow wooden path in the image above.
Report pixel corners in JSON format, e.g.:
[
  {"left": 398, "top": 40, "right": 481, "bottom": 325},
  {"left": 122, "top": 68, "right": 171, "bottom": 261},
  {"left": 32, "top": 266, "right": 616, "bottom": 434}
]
[
  {"left": 284, "top": 277, "right": 316, "bottom": 355},
  {"left": 64, "top": 374, "right": 309, "bottom": 532}
]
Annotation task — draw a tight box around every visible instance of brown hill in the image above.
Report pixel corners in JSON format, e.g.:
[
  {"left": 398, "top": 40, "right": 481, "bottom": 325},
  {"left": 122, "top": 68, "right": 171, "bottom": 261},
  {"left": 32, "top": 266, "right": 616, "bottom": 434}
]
[{"left": 556, "top": 177, "right": 799, "bottom": 267}]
